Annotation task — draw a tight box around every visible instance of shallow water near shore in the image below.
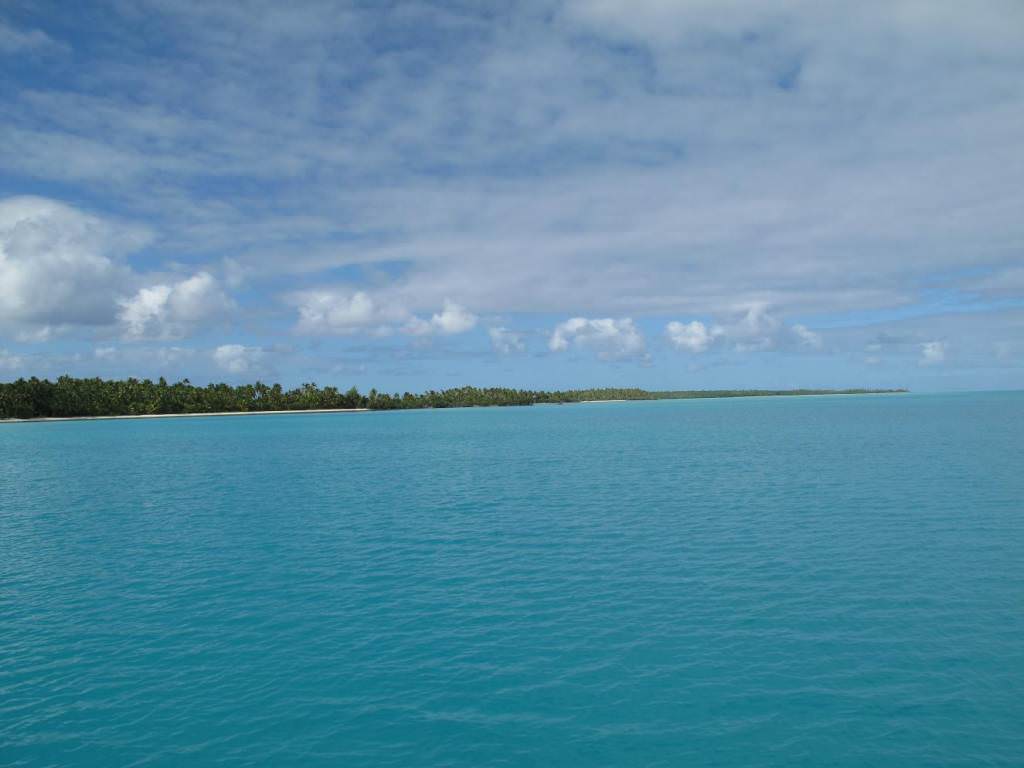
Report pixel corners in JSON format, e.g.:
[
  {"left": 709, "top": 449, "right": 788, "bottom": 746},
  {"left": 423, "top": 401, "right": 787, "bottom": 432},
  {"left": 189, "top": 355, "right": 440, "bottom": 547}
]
[{"left": 2, "top": 392, "right": 1023, "bottom": 766}]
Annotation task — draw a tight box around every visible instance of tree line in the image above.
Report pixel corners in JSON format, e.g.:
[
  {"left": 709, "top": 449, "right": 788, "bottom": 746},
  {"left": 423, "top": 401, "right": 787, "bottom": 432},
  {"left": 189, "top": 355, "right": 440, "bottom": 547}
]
[{"left": 0, "top": 376, "right": 906, "bottom": 420}]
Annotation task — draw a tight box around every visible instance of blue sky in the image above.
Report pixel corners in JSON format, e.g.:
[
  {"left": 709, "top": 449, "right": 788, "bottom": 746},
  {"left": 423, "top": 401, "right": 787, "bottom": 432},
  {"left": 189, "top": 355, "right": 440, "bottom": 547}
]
[{"left": 1, "top": 1, "right": 1022, "bottom": 392}]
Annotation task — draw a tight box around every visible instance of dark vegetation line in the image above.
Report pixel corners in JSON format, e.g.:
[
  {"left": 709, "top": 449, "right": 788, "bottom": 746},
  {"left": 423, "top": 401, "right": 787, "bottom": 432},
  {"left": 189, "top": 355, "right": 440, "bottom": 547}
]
[
  {"left": 1, "top": 377, "right": 908, "bottom": 419},
  {"left": 0, "top": 376, "right": 907, "bottom": 420}
]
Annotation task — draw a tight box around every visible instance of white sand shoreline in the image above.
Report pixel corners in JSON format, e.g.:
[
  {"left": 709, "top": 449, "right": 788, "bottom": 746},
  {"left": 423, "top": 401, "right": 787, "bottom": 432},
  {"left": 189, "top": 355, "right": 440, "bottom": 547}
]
[{"left": 1, "top": 408, "right": 370, "bottom": 424}]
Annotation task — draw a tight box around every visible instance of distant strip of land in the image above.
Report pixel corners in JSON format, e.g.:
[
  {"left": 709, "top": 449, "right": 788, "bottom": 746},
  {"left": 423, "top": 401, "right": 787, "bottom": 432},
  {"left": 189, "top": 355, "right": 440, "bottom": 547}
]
[
  {"left": 1, "top": 408, "right": 370, "bottom": 424},
  {"left": 0, "top": 376, "right": 907, "bottom": 421}
]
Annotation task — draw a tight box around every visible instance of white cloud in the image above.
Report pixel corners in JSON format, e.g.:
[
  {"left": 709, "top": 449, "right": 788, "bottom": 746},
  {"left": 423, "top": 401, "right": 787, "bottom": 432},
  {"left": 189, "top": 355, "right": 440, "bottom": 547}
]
[
  {"left": 792, "top": 323, "right": 823, "bottom": 349},
  {"left": 93, "top": 346, "right": 117, "bottom": 360},
  {"left": 920, "top": 340, "right": 946, "bottom": 365},
  {"left": 549, "top": 317, "right": 646, "bottom": 361},
  {"left": 294, "top": 290, "right": 475, "bottom": 338},
  {"left": 727, "top": 305, "right": 783, "bottom": 352},
  {"left": 294, "top": 290, "right": 386, "bottom": 335},
  {"left": 430, "top": 300, "right": 477, "bottom": 335},
  {"left": 0, "top": 196, "right": 147, "bottom": 336},
  {"left": 119, "top": 272, "right": 233, "bottom": 340},
  {"left": 666, "top": 320, "right": 722, "bottom": 353},
  {"left": 213, "top": 344, "right": 265, "bottom": 374},
  {"left": 666, "top": 308, "right": 822, "bottom": 354},
  {"left": 404, "top": 300, "right": 477, "bottom": 336},
  {"left": 7, "top": 1, "right": 1022, "bottom": 330},
  {"left": 0, "top": 197, "right": 233, "bottom": 345},
  {"left": 488, "top": 326, "right": 526, "bottom": 354},
  {"left": 2, "top": 5, "right": 1023, "bottom": 387}
]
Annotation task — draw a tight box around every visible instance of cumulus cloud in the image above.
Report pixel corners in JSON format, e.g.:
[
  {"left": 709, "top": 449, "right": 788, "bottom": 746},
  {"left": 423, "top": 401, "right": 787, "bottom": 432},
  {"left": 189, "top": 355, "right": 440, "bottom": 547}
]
[
  {"left": 666, "top": 308, "right": 823, "bottom": 354},
  {"left": 666, "top": 320, "right": 722, "bottom": 353},
  {"left": 118, "top": 272, "right": 233, "bottom": 340},
  {"left": 213, "top": 344, "right": 265, "bottom": 374},
  {"left": 0, "top": 196, "right": 147, "bottom": 337},
  {"left": 1, "top": 196, "right": 235, "bottom": 345},
  {"left": 488, "top": 326, "right": 526, "bottom": 354},
  {"left": 920, "top": 340, "right": 946, "bottom": 365},
  {"left": 294, "top": 290, "right": 387, "bottom": 335},
  {"left": 727, "top": 305, "right": 783, "bottom": 352},
  {"left": 431, "top": 300, "right": 477, "bottom": 335},
  {"left": 549, "top": 317, "right": 646, "bottom": 361},
  {"left": 665, "top": 306, "right": 780, "bottom": 354},
  {"left": 294, "top": 290, "right": 476, "bottom": 338},
  {"left": 404, "top": 300, "right": 477, "bottom": 336}
]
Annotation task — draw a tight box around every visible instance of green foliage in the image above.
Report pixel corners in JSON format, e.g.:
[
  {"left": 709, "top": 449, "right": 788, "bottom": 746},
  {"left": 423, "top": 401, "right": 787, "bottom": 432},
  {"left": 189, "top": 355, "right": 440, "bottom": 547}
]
[{"left": 0, "top": 376, "right": 906, "bottom": 420}]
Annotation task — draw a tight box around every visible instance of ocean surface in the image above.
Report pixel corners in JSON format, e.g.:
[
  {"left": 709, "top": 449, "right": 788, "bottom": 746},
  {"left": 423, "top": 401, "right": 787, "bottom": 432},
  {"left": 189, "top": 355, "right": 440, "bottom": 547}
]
[{"left": 2, "top": 392, "right": 1023, "bottom": 767}]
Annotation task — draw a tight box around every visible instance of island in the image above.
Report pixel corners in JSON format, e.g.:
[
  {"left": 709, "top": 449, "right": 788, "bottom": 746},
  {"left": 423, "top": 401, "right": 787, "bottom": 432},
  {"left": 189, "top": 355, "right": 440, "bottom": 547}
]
[{"left": 0, "top": 376, "right": 907, "bottom": 421}]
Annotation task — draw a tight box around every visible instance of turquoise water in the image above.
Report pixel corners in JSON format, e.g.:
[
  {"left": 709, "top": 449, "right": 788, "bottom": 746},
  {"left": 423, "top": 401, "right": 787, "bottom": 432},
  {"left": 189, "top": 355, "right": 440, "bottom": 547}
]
[{"left": 2, "top": 392, "right": 1023, "bottom": 766}]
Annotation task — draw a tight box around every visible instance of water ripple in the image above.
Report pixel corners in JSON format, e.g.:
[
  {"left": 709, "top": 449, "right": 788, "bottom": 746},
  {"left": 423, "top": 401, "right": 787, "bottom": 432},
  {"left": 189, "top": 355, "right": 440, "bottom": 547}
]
[{"left": 2, "top": 393, "right": 1023, "bottom": 766}]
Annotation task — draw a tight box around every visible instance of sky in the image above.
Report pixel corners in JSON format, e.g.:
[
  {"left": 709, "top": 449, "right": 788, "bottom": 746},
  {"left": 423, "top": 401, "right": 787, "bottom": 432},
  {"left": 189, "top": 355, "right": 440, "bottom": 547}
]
[{"left": 1, "top": 1, "right": 1022, "bottom": 393}]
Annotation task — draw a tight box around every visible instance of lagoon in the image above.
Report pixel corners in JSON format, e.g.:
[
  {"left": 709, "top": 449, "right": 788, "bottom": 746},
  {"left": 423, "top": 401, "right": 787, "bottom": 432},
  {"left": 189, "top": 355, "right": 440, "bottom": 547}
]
[{"left": 2, "top": 392, "right": 1022, "bottom": 766}]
